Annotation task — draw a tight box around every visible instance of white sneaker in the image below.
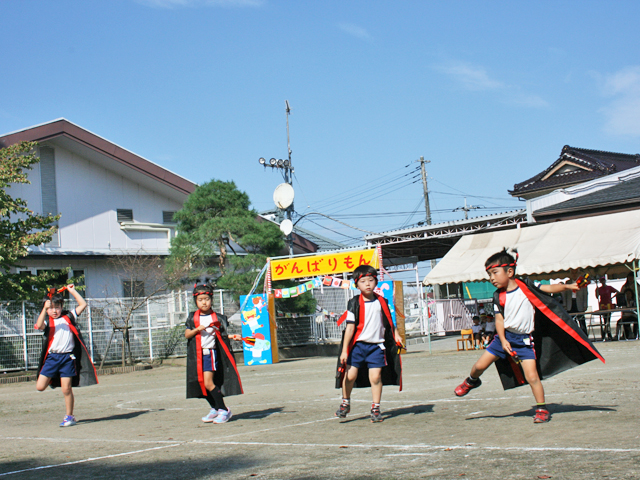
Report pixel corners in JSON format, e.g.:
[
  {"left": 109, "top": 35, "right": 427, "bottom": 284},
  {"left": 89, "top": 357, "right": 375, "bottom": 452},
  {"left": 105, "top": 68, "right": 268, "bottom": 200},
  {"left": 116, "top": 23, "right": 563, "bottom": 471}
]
[
  {"left": 60, "top": 415, "right": 76, "bottom": 427},
  {"left": 213, "top": 408, "right": 232, "bottom": 424},
  {"left": 201, "top": 408, "right": 219, "bottom": 423}
]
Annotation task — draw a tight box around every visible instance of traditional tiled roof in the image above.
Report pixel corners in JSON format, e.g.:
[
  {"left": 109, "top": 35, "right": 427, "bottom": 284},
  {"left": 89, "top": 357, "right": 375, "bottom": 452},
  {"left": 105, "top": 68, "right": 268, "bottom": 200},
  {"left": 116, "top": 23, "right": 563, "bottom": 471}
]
[
  {"left": 534, "top": 175, "right": 640, "bottom": 220},
  {"left": 510, "top": 146, "right": 640, "bottom": 198}
]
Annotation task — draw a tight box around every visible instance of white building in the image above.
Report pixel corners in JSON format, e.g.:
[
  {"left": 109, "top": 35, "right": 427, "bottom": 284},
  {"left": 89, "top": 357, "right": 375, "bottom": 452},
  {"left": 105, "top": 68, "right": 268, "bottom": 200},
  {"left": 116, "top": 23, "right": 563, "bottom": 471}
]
[{"left": 0, "top": 119, "right": 196, "bottom": 298}]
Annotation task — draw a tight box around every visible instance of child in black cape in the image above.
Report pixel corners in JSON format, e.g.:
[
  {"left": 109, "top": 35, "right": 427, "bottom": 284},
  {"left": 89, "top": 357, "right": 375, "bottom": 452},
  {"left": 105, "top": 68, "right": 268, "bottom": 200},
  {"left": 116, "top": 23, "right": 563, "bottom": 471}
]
[
  {"left": 35, "top": 284, "right": 98, "bottom": 427},
  {"left": 335, "top": 265, "right": 404, "bottom": 422},
  {"left": 185, "top": 283, "right": 243, "bottom": 423},
  {"left": 454, "top": 249, "right": 604, "bottom": 423}
]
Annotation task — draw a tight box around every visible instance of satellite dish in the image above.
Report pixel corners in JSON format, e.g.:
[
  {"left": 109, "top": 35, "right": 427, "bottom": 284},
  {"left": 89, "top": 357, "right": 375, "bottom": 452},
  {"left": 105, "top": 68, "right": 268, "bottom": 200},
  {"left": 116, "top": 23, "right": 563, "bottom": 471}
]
[
  {"left": 280, "top": 218, "right": 293, "bottom": 236},
  {"left": 273, "top": 183, "right": 294, "bottom": 209}
]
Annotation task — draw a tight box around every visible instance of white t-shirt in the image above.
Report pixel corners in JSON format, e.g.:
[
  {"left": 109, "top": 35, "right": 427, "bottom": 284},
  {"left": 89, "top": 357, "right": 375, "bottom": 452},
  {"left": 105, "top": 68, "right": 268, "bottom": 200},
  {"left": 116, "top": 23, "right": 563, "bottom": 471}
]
[
  {"left": 345, "top": 298, "right": 385, "bottom": 345},
  {"left": 199, "top": 314, "right": 217, "bottom": 350},
  {"left": 484, "top": 321, "right": 496, "bottom": 333},
  {"left": 472, "top": 324, "right": 483, "bottom": 334},
  {"left": 45, "top": 310, "right": 78, "bottom": 354},
  {"left": 494, "top": 286, "right": 535, "bottom": 334}
]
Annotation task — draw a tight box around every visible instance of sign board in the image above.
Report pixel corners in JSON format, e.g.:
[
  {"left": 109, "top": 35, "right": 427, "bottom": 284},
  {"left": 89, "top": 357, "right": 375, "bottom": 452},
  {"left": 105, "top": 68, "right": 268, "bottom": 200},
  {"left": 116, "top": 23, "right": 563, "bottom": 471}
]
[
  {"left": 270, "top": 248, "right": 380, "bottom": 281},
  {"left": 239, "top": 294, "right": 274, "bottom": 365}
]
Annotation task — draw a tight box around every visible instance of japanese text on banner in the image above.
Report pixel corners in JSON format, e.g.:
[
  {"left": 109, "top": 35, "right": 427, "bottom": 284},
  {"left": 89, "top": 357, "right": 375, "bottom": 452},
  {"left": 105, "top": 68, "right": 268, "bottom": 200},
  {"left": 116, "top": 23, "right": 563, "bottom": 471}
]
[{"left": 270, "top": 249, "right": 380, "bottom": 281}]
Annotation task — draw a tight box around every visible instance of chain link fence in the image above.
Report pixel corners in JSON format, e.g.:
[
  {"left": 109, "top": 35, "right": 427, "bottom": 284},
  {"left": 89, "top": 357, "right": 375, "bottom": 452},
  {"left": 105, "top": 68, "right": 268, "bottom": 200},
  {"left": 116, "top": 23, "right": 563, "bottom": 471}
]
[
  {"left": 0, "top": 290, "right": 240, "bottom": 372},
  {"left": 1, "top": 284, "right": 474, "bottom": 372}
]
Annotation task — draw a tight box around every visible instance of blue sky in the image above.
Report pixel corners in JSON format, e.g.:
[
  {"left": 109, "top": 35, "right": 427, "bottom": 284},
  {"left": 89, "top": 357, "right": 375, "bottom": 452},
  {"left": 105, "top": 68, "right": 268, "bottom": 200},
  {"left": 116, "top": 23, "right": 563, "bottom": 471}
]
[{"left": 2, "top": 0, "right": 640, "bottom": 260}]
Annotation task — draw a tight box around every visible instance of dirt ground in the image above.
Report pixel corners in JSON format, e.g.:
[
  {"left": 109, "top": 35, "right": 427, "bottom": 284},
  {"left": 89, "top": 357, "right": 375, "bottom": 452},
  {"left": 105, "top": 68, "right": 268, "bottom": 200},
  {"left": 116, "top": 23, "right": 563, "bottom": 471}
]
[{"left": 1, "top": 338, "right": 638, "bottom": 480}]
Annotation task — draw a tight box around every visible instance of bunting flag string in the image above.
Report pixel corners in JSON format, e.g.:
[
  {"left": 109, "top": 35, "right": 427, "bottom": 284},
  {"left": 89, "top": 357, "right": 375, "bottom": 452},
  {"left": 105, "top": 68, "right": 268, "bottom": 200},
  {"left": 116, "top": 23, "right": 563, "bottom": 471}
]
[{"left": 272, "top": 274, "right": 358, "bottom": 300}]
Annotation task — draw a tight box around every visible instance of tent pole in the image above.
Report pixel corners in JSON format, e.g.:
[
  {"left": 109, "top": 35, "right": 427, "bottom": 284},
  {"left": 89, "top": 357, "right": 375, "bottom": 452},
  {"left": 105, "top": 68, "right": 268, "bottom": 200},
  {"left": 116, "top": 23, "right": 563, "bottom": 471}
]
[{"left": 634, "top": 260, "right": 640, "bottom": 340}]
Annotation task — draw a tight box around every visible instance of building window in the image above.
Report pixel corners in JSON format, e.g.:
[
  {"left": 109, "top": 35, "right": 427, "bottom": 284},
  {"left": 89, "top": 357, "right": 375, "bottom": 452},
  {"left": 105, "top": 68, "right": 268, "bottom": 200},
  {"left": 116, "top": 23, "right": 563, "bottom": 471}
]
[
  {"left": 163, "top": 211, "right": 177, "bottom": 224},
  {"left": 122, "top": 280, "right": 145, "bottom": 298},
  {"left": 117, "top": 209, "right": 133, "bottom": 222},
  {"left": 39, "top": 146, "right": 59, "bottom": 247}
]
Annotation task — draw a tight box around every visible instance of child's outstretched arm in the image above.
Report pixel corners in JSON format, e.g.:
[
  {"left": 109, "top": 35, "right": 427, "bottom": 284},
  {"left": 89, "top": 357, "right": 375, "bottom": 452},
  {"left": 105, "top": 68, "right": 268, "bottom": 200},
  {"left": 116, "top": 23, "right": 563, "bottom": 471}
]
[
  {"left": 540, "top": 283, "right": 579, "bottom": 294},
  {"left": 67, "top": 284, "right": 87, "bottom": 316},
  {"left": 35, "top": 300, "right": 50, "bottom": 331}
]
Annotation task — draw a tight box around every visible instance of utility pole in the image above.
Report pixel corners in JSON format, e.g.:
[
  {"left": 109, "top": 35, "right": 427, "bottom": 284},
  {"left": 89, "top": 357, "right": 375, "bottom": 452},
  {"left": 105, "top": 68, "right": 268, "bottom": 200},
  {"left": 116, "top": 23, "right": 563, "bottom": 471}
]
[
  {"left": 285, "top": 100, "right": 294, "bottom": 256},
  {"left": 453, "top": 197, "right": 483, "bottom": 220},
  {"left": 419, "top": 156, "right": 432, "bottom": 225},
  {"left": 417, "top": 156, "right": 438, "bottom": 299}
]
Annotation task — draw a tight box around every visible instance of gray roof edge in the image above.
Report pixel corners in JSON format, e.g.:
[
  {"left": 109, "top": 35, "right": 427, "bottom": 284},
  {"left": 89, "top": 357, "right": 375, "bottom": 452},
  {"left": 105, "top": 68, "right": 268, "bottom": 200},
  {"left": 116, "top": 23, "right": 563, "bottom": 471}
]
[{"left": 364, "top": 209, "right": 526, "bottom": 240}]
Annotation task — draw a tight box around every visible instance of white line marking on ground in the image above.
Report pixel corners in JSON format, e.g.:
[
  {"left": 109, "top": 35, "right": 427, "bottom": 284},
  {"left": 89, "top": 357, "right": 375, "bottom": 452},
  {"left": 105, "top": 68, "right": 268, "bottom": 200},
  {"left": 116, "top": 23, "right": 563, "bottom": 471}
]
[
  {"left": 193, "top": 440, "right": 640, "bottom": 454},
  {"left": 0, "top": 436, "right": 179, "bottom": 445},
  {"left": 4, "top": 437, "right": 638, "bottom": 455},
  {"left": 0, "top": 444, "right": 181, "bottom": 477}
]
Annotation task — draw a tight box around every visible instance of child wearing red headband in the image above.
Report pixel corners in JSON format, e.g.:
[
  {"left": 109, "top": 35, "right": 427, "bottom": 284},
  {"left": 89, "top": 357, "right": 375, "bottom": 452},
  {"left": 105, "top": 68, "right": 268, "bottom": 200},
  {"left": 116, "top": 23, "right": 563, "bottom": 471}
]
[
  {"left": 335, "top": 265, "right": 404, "bottom": 422},
  {"left": 185, "top": 283, "right": 243, "bottom": 423},
  {"left": 35, "top": 284, "right": 98, "bottom": 427},
  {"left": 454, "top": 249, "right": 604, "bottom": 423}
]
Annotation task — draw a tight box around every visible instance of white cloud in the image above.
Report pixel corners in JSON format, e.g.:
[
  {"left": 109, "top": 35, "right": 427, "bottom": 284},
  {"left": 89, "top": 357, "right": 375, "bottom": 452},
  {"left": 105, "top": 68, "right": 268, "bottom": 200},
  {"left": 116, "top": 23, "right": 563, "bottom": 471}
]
[
  {"left": 337, "top": 23, "right": 372, "bottom": 42},
  {"left": 506, "top": 93, "right": 550, "bottom": 109},
  {"left": 135, "top": 0, "right": 264, "bottom": 8},
  {"left": 601, "top": 66, "right": 640, "bottom": 136},
  {"left": 434, "top": 60, "right": 549, "bottom": 109},
  {"left": 434, "top": 61, "right": 504, "bottom": 91}
]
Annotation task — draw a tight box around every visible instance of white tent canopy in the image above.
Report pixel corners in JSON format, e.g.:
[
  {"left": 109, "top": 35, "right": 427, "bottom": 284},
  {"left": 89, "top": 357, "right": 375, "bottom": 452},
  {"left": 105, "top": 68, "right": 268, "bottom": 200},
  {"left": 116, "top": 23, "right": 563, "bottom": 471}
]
[{"left": 424, "top": 210, "right": 640, "bottom": 285}]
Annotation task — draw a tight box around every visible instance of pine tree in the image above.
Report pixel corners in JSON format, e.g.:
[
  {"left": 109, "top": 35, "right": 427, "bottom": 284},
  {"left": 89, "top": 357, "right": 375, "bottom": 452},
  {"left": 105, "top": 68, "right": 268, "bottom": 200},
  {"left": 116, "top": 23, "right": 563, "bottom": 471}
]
[{"left": 168, "top": 179, "right": 284, "bottom": 298}]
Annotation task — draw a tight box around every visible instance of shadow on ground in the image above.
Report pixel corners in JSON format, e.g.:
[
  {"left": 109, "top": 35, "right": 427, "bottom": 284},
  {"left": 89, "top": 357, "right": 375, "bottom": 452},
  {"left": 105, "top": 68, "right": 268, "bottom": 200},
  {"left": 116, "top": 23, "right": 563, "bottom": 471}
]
[
  {"left": 466, "top": 403, "right": 617, "bottom": 420},
  {"left": 338, "top": 404, "right": 434, "bottom": 423},
  {"left": 0, "top": 454, "right": 261, "bottom": 480},
  {"left": 78, "top": 410, "right": 153, "bottom": 424},
  {"left": 233, "top": 407, "right": 285, "bottom": 420}
]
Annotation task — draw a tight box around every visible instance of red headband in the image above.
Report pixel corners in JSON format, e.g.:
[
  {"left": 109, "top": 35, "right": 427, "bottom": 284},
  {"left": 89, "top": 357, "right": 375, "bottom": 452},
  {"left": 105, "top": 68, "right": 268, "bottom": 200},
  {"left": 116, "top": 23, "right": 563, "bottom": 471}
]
[
  {"left": 353, "top": 271, "right": 377, "bottom": 284},
  {"left": 485, "top": 252, "right": 519, "bottom": 271},
  {"left": 193, "top": 291, "right": 213, "bottom": 297}
]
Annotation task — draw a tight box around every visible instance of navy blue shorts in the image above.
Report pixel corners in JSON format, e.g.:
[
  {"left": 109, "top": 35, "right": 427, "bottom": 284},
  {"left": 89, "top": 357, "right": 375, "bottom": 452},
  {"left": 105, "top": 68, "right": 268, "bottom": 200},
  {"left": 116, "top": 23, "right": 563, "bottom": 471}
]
[
  {"left": 202, "top": 350, "right": 219, "bottom": 372},
  {"left": 486, "top": 331, "right": 536, "bottom": 361},
  {"left": 40, "top": 352, "right": 77, "bottom": 378},
  {"left": 347, "top": 342, "right": 387, "bottom": 369}
]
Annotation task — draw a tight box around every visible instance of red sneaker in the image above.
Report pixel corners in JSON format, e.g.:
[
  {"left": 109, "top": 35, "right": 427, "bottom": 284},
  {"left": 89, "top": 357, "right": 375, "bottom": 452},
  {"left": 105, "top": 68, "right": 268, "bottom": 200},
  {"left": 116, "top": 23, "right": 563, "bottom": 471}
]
[
  {"left": 533, "top": 408, "right": 550, "bottom": 423},
  {"left": 454, "top": 378, "right": 481, "bottom": 397}
]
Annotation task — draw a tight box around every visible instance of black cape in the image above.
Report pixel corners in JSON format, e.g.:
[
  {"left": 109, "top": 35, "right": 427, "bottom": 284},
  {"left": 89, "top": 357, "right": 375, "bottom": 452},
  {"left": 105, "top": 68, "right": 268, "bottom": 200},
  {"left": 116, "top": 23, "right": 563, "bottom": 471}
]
[
  {"left": 493, "top": 278, "right": 604, "bottom": 390},
  {"left": 185, "top": 311, "right": 243, "bottom": 398},
  {"left": 37, "top": 310, "right": 98, "bottom": 388},
  {"left": 335, "top": 294, "right": 402, "bottom": 390}
]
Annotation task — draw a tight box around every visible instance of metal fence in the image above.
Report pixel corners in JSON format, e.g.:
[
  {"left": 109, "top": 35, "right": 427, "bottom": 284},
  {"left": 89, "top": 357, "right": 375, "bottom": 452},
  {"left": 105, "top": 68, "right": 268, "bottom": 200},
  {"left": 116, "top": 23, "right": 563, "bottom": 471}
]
[
  {"left": 0, "top": 290, "right": 240, "bottom": 372},
  {"left": 426, "top": 299, "right": 476, "bottom": 335},
  {"left": 1, "top": 285, "right": 463, "bottom": 372}
]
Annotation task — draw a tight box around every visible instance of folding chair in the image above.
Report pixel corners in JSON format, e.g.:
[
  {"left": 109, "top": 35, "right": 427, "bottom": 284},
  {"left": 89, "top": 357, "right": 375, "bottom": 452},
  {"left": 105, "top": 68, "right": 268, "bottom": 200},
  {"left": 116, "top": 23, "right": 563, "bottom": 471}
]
[{"left": 457, "top": 329, "right": 474, "bottom": 351}]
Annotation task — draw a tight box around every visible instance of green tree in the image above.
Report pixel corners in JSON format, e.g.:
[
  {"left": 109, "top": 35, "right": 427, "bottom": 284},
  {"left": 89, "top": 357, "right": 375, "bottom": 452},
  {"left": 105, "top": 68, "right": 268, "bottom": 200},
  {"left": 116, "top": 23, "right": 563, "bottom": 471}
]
[
  {"left": 0, "top": 141, "right": 62, "bottom": 301},
  {"left": 168, "top": 179, "right": 284, "bottom": 298}
]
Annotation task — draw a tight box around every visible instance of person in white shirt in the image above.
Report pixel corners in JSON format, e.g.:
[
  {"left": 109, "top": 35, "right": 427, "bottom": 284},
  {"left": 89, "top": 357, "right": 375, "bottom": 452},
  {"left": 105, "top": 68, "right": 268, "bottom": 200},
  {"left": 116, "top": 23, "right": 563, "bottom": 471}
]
[
  {"left": 35, "top": 284, "right": 97, "bottom": 427},
  {"left": 335, "top": 265, "right": 404, "bottom": 423}
]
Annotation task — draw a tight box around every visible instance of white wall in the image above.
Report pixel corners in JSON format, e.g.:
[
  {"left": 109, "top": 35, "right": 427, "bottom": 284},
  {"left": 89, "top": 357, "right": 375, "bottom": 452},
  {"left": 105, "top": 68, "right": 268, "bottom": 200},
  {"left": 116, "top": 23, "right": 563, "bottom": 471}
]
[
  {"left": 9, "top": 142, "right": 190, "bottom": 298},
  {"left": 30, "top": 144, "right": 184, "bottom": 254}
]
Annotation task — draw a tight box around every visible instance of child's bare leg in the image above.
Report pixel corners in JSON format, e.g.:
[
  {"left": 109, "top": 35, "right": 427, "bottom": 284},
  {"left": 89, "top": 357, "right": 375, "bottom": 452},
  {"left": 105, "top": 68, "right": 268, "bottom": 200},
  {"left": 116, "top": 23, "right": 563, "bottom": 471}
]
[
  {"left": 521, "top": 359, "right": 545, "bottom": 404},
  {"left": 342, "top": 365, "right": 358, "bottom": 399},
  {"left": 470, "top": 351, "right": 498, "bottom": 378},
  {"left": 36, "top": 375, "right": 51, "bottom": 392},
  {"left": 369, "top": 368, "right": 382, "bottom": 404},
  {"left": 60, "top": 377, "right": 74, "bottom": 416}
]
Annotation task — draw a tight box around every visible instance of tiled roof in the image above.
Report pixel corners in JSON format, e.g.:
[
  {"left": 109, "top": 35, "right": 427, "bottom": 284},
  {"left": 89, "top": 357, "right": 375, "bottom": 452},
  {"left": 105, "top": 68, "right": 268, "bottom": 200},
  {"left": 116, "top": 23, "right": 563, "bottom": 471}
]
[
  {"left": 534, "top": 175, "right": 640, "bottom": 218},
  {"left": 510, "top": 146, "right": 640, "bottom": 197}
]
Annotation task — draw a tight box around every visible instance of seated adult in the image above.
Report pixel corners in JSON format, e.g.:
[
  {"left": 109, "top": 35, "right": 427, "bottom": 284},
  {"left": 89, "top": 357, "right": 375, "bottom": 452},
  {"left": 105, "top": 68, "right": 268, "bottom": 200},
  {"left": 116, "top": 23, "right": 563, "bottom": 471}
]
[{"left": 616, "top": 290, "right": 638, "bottom": 340}]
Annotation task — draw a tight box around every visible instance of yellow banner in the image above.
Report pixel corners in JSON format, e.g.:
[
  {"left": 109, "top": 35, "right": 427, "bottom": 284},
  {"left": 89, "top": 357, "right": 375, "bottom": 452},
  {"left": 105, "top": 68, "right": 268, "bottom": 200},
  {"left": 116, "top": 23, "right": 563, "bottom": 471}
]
[{"left": 270, "top": 248, "right": 380, "bottom": 281}]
